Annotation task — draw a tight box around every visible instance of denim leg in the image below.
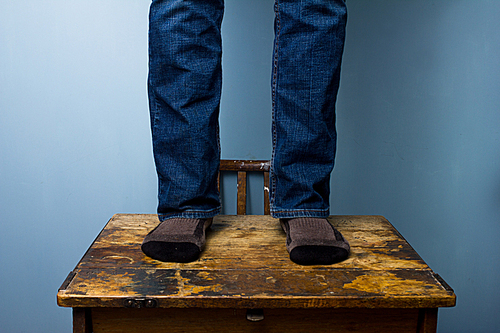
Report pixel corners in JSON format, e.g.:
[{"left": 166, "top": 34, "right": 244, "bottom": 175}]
[
  {"left": 271, "top": 0, "right": 347, "bottom": 218},
  {"left": 148, "top": 0, "right": 224, "bottom": 221}
]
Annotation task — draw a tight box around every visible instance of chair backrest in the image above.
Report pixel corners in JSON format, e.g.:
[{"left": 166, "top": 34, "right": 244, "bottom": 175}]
[{"left": 219, "top": 160, "right": 271, "bottom": 215}]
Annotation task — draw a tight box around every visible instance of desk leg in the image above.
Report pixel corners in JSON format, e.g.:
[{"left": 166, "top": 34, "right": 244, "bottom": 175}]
[
  {"left": 417, "top": 308, "right": 438, "bottom": 333},
  {"left": 73, "top": 308, "right": 92, "bottom": 333}
]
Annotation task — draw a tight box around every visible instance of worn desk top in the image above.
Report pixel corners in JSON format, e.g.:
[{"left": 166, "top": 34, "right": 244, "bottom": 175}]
[{"left": 57, "top": 214, "right": 455, "bottom": 309}]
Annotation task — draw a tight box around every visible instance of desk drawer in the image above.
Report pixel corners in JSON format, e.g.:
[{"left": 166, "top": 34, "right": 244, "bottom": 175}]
[{"left": 91, "top": 307, "right": 425, "bottom": 333}]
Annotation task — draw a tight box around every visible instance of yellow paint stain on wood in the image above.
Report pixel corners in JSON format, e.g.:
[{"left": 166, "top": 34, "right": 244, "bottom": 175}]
[
  {"left": 343, "top": 271, "right": 443, "bottom": 296},
  {"left": 174, "top": 270, "right": 223, "bottom": 297},
  {"left": 347, "top": 249, "right": 427, "bottom": 270},
  {"left": 78, "top": 271, "right": 140, "bottom": 296},
  {"left": 350, "top": 231, "right": 396, "bottom": 247},
  {"left": 196, "top": 271, "right": 213, "bottom": 280},
  {"left": 101, "top": 255, "right": 135, "bottom": 264}
]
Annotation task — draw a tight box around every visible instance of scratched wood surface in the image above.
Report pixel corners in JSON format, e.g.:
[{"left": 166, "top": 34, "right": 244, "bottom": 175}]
[{"left": 57, "top": 214, "right": 456, "bottom": 309}]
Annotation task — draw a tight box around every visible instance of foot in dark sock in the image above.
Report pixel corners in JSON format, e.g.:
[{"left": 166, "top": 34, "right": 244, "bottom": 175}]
[
  {"left": 141, "top": 218, "right": 212, "bottom": 263},
  {"left": 280, "top": 218, "right": 350, "bottom": 265}
]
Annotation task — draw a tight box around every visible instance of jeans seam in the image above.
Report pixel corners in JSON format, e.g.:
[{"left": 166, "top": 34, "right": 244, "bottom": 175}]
[{"left": 270, "top": 0, "right": 281, "bottom": 213}]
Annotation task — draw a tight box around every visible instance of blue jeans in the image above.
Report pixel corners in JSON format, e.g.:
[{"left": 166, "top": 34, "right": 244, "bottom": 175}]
[{"left": 148, "top": 0, "right": 347, "bottom": 221}]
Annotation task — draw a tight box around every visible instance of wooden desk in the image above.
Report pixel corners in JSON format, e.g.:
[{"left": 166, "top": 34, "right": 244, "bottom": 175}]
[{"left": 57, "top": 214, "right": 455, "bottom": 332}]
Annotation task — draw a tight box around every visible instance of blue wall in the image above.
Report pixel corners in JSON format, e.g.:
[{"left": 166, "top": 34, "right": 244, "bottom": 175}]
[{"left": 1, "top": 1, "right": 499, "bottom": 332}]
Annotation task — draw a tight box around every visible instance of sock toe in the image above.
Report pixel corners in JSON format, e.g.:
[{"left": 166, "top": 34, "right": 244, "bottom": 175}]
[
  {"left": 290, "top": 245, "right": 349, "bottom": 265},
  {"left": 141, "top": 241, "right": 201, "bottom": 263}
]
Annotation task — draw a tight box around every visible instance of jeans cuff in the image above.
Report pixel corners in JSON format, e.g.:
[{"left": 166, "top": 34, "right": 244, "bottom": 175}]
[
  {"left": 158, "top": 207, "right": 221, "bottom": 221},
  {"left": 270, "top": 208, "right": 330, "bottom": 219}
]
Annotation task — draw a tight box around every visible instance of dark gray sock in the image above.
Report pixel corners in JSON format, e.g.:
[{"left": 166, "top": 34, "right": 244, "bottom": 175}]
[
  {"left": 280, "top": 218, "right": 350, "bottom": 265},
  {"left": 141, "top": 218, "right": 212, "bottom": 263}
]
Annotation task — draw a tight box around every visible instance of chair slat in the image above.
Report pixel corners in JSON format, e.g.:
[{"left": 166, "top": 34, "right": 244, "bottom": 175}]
[{"left": 219, "top": 160, "right": 271, "bottom": 215}]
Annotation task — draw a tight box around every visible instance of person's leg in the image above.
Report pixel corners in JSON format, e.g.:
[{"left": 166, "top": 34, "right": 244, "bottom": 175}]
[
  {"left": 271, "top": 0, "right": 349, "bottom": 264},
  {"left": 142, "top": 0, "right": 224, "bottom": 262}
]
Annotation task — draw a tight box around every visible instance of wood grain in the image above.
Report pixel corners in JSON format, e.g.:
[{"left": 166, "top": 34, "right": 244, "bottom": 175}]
[{"left": 58, "top": 214, "right": 455, "bottom": 310}]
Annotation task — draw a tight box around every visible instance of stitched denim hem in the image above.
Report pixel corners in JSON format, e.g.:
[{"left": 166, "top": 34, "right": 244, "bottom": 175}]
[
  {"left": 158, "top": 207, "right": 221, "bottom": 222},
  {"left": 270, "top": 208, "right": 330, "bottom": 219}
]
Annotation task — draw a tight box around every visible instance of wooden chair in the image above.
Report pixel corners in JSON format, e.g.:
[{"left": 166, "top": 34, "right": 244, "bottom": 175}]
[{"left": 219, "top": 160, "right": 271, "bottom": 215}]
